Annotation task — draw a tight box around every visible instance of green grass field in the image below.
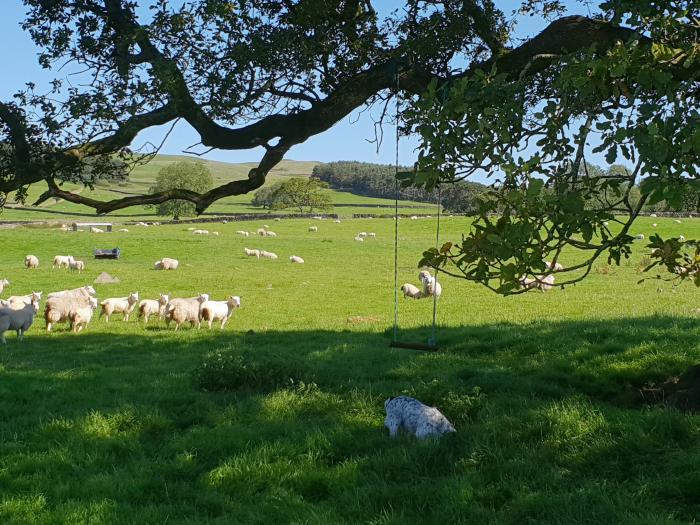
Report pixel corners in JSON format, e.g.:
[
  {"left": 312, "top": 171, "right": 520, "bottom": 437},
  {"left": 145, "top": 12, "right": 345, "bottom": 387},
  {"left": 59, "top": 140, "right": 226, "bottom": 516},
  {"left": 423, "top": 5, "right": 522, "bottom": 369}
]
[
  {"left": 1, "top": 155, "right": 434, "bottom": 222},
  {"left": 0, "top": 216, "right": 699, "bottom": 524}
]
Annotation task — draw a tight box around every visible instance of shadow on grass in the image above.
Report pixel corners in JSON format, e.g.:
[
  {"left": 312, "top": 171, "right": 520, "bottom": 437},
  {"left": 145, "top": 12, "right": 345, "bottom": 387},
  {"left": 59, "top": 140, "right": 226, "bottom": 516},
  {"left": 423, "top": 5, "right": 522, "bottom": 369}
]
[{"left": 0, "top": 316, "right": 698, "bottom": 524}]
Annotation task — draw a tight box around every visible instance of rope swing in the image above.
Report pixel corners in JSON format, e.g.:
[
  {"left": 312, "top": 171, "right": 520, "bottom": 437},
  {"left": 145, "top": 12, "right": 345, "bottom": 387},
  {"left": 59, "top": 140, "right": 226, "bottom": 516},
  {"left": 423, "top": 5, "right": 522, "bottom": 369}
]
[{"left": 390, "top": 67, "right": 441, "bottom": 352}]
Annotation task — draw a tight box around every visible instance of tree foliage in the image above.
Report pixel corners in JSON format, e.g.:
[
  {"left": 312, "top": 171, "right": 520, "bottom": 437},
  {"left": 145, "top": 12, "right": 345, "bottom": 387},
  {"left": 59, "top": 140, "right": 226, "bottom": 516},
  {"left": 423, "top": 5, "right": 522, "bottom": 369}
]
[
  {"left": 148, "top": 161, "right": 213, "bottom": 219},
  {"left": 252, "top": 178, "right": 332, "bottom": 213},
  {"left": 0, "top": 1, "right": 698, "bottom": 290}
]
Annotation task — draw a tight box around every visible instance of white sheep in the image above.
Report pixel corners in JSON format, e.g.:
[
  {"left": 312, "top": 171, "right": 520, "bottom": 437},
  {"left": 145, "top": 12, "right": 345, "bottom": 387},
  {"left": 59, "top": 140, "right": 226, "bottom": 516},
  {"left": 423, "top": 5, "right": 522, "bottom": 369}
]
[
  {"left": 90, "top": 227, "right": 104, "bottom": 233},
  {"left": 199, "top": 295, "right": 241, "bottom": 329},
  {"left": 410, "top": 215, "right": 418, "bottom": 220},
  {"left": 274, "top": 217, "right": 281, "bottom": 221},
  {"left": 69, "top": 297, "right": 98, "bottom": 333},
  {"left": 138, "top": 294, "right": 170, "bottom": 324},
  {"left": 652, "top": 223, "right": 657, "bottom": 227},
  {"left": 679, "top": 235, "right": 686, "bottom": 241},
  {"left": 6, "top": 292, "right": 42, "bottom": 309},
  {"left": 675, "top": 219, "right": 682, "bottom": 224},
  {"left": 519, "top": 274, "right": 555, "bottom": 292},
  {"left": 137, "top": 222, "right": 149, "bottom": 227},
  {"left": 650, "top": 213, "right": 657, "bottom": 218},
  {"left": 236, "top": 230, "right": 250, "bottom": 237},
  {"left": 308, "top": 226, "right": 318, "bottom": 232},
  {"left": 44, "top": 293, "right": 94, "bottom": 331},
  {"left": 52, "top": 255, "right": 74, "bottom": 269},
  {"left": 47, "top": 285, "right": 96, "bottom": 300},
  {"left": 358, "top": 232, "right": 368, "bottom": 238},
  {"left": 289, "top": 255, "right": 305, "bottom": 264},
  {"left": 260, "top": 250, "right": 278, "bottom": 260},
  {"left": 368, "top": 232, "right": 376, "bottom": 238},
  {"left": 244, "top": 248, "right": 261, "bottom": 258},
  {"left": 354, "top": 236, "right": 364, "bottom": 242},
  {"left": 212, "top": 231, "right": 220, "bottom": 236},
  {"left": 401, "top": 283, "right": 423, "bottom": 299},
  {"left": 263, "top": 224, "right": 270, "bottom": 229},
  {"left": 187, "top": 227, "right": 195, "bottom": 231},
  {"left": 0, "top": 278, "right": 9, "bottom": 295},
  {"left": 193, "top": 229, "right": 210, "bottom": 235},
  {"left": 25, "top": 255, "right": 39, "bottom": 269},
  {"left": 635, "top": 234, "right": 645, "bottom": 240},
  {"left": 265, "top": 231, "right": 277, "bottom": 237},
  {"left": 0, "top": 302, "right": 38, "bottom": 343},
  {"left": 99, "top": 292, "right": 139, "bottom": 322},
  {"left": 545, "top": 260, "right": 564, "bottom": 272},
  {"left": 118, "top": 228, "right": 129, "bottom": 232},
  {"left": 257, "top": 228, "right": 267, "bottom": 236},
  {"left": 154, "top": 257, "right": 179, "bottom": 270},
  {"left": 421, "top": 275, "right": 443, "bottom": 298},
  {"left": 334, "top": 219, "right": 341, "bottom": 224},
  {"left": 69, "top": 259, "right": 86, "bottom": 273},
  {"left": 165, "top": 294, "right": 209, "bottom": 330}
]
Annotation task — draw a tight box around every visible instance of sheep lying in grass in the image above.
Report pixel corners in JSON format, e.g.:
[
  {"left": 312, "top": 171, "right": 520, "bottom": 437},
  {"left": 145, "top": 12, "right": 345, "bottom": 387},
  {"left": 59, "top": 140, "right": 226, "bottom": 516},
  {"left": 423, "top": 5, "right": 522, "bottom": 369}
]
[
  {"left": 236, "top": 230, "right": 250, "bottom": 237},
  {"left": 244, "top": 248, "right": 261, "bottom": 258},
  {"left": 308, "top": 226, "right": 318, "bottom": 232},
  {"left": 69, "top": 259, "right": 86, "bottom": 273},
  {"left": 47, "top": 285, "right": 96, "bottom": 300},
  {"left": 69, "top": 297, "right": 98, "bottom": 333},
  {"left": 289, "top": 255, "right": 304, "bottom": 264},
  {"left": 199, "top": 295, "right": 241, "bottom": 329},
  {"left": 100, "top": 292, "right": 139, "bottom": 322},
  {"left": 154, "top": 257, "right": 179, "bottom": 270},
  {"left": 260, "top": 250, "right": 278, "bottom": 260},
  {"left": 401, "top": 283, "right": 423, "bottom": 299},
  {"left": 0, "top": 278, "right": 9, "bottom": 295},
  {"left": 519, "top": 274, "right": 555, "bottom": 292},
  {"left": 138, "top": 294, "right": 169, "bottom": 324},
  {"left": 53, "top": 255, "right": 74, "bottom": 269},
  {"left": 44, "top": 293, "right": 94, "bottom": 332},
  {"left": 25, "top": 255, "right": 39, "bottom": 269},
  {"left": 90, "top": 227, "right": 104, "bottom": 233},
  {"left": 334, "top": 219, "right": 341, "bottom": 223},
  {"left": 0, "top": 302, "right": 39, "bottom": 343},
  {"left": 368, "top": 232, "right": 376, "bottom": 238},
  {"left": 118, "top": 228, "right": 129, "bottom": 232},
  {"left": 193, "top": 229, "right": 209, "bottom": 235},
  {"left": 358, "top": 232, "right": 367, "bottom": 238},
  {"left": 257, "top": 228, "right": 267, "bottom": 236},
  {"left": 6, "top": 292, "right": 42, "bottom": 309},
  {"left": 165, "top": 294, "right": 209, "bottom": 330},
  {"left": 265, "top": 231, "right": 277, "bottom": 237},
  {"left": 679, "top": 235, "right": 686, "bottom": 241}
]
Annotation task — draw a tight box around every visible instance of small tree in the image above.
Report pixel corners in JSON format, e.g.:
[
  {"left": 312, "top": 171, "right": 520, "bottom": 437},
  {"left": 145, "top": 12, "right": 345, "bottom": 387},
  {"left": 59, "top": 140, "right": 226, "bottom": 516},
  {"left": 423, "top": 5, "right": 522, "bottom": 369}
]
[
  {"left": 148, "top": 161, "right": 213, "bottom": 219},
  {"left": 255, "top": 178, "right": 332, "bottom": 213}
]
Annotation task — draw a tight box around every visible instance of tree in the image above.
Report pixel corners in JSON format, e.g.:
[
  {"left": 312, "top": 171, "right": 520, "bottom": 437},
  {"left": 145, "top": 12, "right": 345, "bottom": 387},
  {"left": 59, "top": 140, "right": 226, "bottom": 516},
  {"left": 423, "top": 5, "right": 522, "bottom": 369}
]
[
  {"left": 0, "top": 1, "right": 698, "bottom": 289},
  {"left": 148, "top": 161, "right": 213, "bottom": 219},
  {"left": 252, "top": 178, "right": 332, "bottom": 213}
]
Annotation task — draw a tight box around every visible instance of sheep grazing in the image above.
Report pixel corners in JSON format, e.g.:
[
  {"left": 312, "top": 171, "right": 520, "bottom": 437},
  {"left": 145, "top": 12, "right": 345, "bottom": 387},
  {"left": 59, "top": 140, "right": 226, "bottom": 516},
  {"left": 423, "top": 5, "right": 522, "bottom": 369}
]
[
  {"left": 69, "top": 259, "right": 86, "bottom": 273},
  {"left": 25, "top": 255, "right": 39, "bottom": 269},
  {"left": 199, "top": 295, "right": 241, "bottom": 329},
  {"left": 236, "top": 230, "right": 250, "bottom": 237},
  {"left": 260, "top": 250, "right": 278, "bottom": 260},
  {"left": 265, "top": 231, "right": 277, "bottom": 237},
  {"left": 354, "top": 236, "right": 364, "bottom": 242},
  {"left": 52, "top": 255, "right": 74, "bottom": 269},
  {"left": 118, "top": 228, "right": 129, "bottom": 232},
  {"left": 650, "top": 213, "right": 657, "bottom": 218},
  {"left": 90, "top": 227, "right": 104, "bottom": 233},
  {"left": 401, "top": 283, "right": 423, "bottom": 299},
  {"left": 100, "top": 292, "right": 139, "bottom": 322},
  {"left": 418, "top": 271, "right": 442, "bottom": 298},
  {"left": 334, "top": 219, "right": 341, "bottom": 223},
  {"left": 519, "top": 274, "right": 555, "bottom": 292},
  {"left": 138, "top": 294, "right": 170, "bottom": 324},
  {"left": 0, "top": 278, "right": 9, "bottom": 295},
  {"left": 244, "top": 248, "right": 261, "bottom": 258},
  {"left": 675, "top": 219, "right": 682, "bottom": 224},
  {"left": 69, "top": 297, "right": 98, "bottom": 333},
  {"left": 635, "top": 234, "right": 645, "bottom": 240},
  {"left": 187, "top": 227, "right": 195, "bottom": 231},
  {"left": 289, "top": 255, "right": 305, "bottom": 264},
  {"left": 274, "top": 217, "right": 281, "bottom": 221},
  {"left": 137, "top": 222, "right": 149, "bottom": 227},
  {"left": 545, "top": 260, "right": 564, "bottom": 272},
  {"left": 358, "top": 232, "right": 368, "bottom": 238},
  {"left": 193, "top": 229, "right": 210, "bottom": 235},
  {"left": 368, "top": 232, "right": 376, "bottom": 238},
  {"left": 410, "top": 215, "right": 418, "bottom": 220},
  {"left": 6, "top": 292, "right": 42, "bottom": 310},
  {"left": 44, "top": 293, "right": 95, "bottom": 331},
  {"left": 154, "top": 257, "right": 179, "bottom": 270},
  {"left": 257, "top": 228, "right": 267, "bottom": 236},
  {"left": 0, "top": 302, "right": 38, "bottom": 343},
  {"left": 47, "top": 285, "right": 96, "bottom": 300},
  {"left": 308, "top": 226, "right": 318, "bottom": 232},
  {"left": 652, "top": 223, "right": 657, "bottom": 227},
  {"left": 165, "top": 294, "right": 209, "bottom": 330}
]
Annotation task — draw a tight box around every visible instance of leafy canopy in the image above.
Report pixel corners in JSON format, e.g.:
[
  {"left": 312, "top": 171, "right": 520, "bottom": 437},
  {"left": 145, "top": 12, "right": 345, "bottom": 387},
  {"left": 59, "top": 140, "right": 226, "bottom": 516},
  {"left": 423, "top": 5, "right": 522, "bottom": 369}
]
[
  {"left": 148, "top": 161, "right": 213, "bottom": 219},
  {"left": 252, "top": 178, "right": 332, "bottom": 213}
]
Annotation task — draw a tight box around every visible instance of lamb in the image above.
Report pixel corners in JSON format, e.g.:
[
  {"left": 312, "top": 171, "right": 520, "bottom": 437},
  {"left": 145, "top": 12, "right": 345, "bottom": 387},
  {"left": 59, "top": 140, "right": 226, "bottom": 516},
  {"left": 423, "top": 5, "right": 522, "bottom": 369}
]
[
  {"left": 0, "top": 302, "right": 39, "bottom": 343},
  {"left": 199, "top": 295, "right": 241, "bottom": 329},
  {"left": 289, "top": 255, "right": 305, "bottom": 264},
  {"left": 545, "top": 260, "right": 564, "bottom": 271},
  {"left": 25, "top": 255, "right": 39, "bottom": 269},
  {"left": 308, "top": 226, "right": 318, "bottom": 232},
  {"left": 236, "top": 230, "right": 250, "bottom": 237},
  {"left": 138, "top": 293, "right": 170, "bottom": 324},
  {"left": 0, "top": 278, "right": 9, "bottom": 295},
  {"left": 69, "top": 297, "right": 98, "bottom": 333},
  {"left": 384, "top": 396, "right": 456, "bottom": 439},
  {"left": 154, "top": 257, "right": 179, "bottom": 270},
  {"left": 69, "top": 259, "right": 86, "bottom": 273},
  {"left": 90, "top": 227, "right": 104, "bottom": 233},
  {"left": 47, "top": 285, "right": 96, "bottom": 300},
  {"left": 164, "top": 294, "right": 209, "bottom": 330},
  {"left": 401, "top": 283, "right": 423, "bottom": 299},
  {"left": 519, "top": 274, "right": 555, "bottom": 292},
  {"left": 260, "top": 250, "right": 278, "bottom": 260},
  {"left": 52, "top": 255, "right": 74, "bottom": 269},
  {"left": 99, "top": 292, "right": 139, "bottom": 322},
  {"left": 44, "top": 293, "right": 94, "bottom": 331},
  {"left": 244, "top": 248, "right": 261, "bottom": 258},
  {"left": 193, "top": 229, "right": 210, "bottom": 235},
  {"left": 6, "top": 292, "right": 42, "bottom": 309}
]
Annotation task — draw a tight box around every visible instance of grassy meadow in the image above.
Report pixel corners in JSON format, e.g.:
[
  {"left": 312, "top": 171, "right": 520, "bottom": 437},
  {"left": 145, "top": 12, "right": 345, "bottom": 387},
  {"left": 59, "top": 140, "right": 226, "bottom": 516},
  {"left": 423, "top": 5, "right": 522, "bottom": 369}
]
[{"left": 0, "top": 215, "right": 699, "bottom": 524}]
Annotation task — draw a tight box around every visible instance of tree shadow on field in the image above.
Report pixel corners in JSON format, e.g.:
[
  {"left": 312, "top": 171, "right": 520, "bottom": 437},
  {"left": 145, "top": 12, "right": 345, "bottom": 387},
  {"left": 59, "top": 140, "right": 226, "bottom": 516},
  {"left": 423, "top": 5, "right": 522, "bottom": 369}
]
[{"left": 0, "top": 315, "right": 698, "bottom": 523}]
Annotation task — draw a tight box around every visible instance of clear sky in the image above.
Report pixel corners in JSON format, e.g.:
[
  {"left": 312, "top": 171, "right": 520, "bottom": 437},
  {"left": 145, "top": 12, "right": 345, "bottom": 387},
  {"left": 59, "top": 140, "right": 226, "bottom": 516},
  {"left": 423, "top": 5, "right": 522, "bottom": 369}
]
[{"left": 0, "top": 1, "right": 594, "bottom": 169}]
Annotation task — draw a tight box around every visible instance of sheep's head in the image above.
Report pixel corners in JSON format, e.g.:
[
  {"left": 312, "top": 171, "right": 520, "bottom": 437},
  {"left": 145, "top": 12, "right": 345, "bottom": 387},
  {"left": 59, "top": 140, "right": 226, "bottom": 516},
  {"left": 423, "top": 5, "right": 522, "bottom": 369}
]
[
  {"left": 1, "top": 278, "right": 9, "bottom": 286},
  {"left": 85, "top": 285, "right": 97, "bottom": 295},
  {"left": 129, "top": 292, "right": 139, "bottom": 303},
  {"left": 228, "top": 296, "right": 241, "bottom": 308},
  {"left": 159, "top": 294, "right": 169, "bottom": 305},
  {"left": 197, "top": 294, "right": 209, "bottom": 303}
]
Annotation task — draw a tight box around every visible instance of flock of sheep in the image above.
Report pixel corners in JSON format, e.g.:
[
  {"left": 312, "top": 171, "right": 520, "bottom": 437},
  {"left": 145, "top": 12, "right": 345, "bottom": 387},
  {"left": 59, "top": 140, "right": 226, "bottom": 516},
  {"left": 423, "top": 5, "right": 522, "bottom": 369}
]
[{"left": 401, "top": 270, "right": 443, "bottom": 299}]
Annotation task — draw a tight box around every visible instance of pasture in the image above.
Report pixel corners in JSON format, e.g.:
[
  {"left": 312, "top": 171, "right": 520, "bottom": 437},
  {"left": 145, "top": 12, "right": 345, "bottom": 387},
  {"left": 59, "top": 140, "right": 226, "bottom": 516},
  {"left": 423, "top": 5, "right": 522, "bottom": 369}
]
[{"left": 0, "top": 216, "right": 699, "bottom": 524}]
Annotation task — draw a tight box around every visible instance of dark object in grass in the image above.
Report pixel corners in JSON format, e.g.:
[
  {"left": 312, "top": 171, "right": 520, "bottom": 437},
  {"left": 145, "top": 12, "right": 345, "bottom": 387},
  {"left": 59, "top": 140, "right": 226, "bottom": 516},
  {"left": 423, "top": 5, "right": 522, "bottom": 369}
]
[
  {"left": 640, "top": 364, "right": 700, "bottom": 413},
  {"left": 94, "top": 247, "right": 121, "bottom": 259},
  {"left": 390, "top": 340, "right": 439, "bottom": 352}
]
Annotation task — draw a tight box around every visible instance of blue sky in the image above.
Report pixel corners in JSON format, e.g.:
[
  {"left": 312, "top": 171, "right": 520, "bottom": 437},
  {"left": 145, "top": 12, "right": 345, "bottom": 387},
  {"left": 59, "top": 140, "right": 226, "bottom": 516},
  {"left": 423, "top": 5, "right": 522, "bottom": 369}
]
[{"left": 0, "top": 1, "right": 595, "bottom": 168}]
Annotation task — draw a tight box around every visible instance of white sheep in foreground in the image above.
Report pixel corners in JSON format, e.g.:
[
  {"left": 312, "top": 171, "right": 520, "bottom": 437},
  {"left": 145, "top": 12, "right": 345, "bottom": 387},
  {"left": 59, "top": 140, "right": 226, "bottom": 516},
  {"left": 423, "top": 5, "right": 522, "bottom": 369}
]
[
  {"left": 308, "top": 226, "right": 318, "bottom": 232},
  {"left": 260, "top": 250, "right": 278, "bottom": 260},
  {"left": 154, "top": 257, "right": 179, "bottom": 270},
  {"left": 545, "top": 260, "right": 564, "bottom": 271},
  {"left": 47, "top": 285, "right": 96, "bottom": 300},
  {"left": 100, "top": 292, "right": 139, "bottom": 322},
  {"left": 0, "top": 278, "right": 9, "bottom": 295},
  {"left": 25, "top": 255, "right": 39, "bottom": 269},
  {"left": 138, "top": 294, "right": 170, "bottom": 324},
  {"left": 69, "top": 259, "right": 86, "bottom": 273},
  {"left": 199, "top": 296, "right": 241, "bottom": 329},
  {"left": 421, "top": 275, "right": 442, "bottom": 298},
  {"left": 90, "top": 227, "right": 104, "bottom": 233},
  {"left": 401, "top": 283, "right": 423, "bottom": 299},
  {"left": 0, "top": 302, "right": 38, "bottom": 343},
  {"left": 236, "top": 230, "right": 250, "bottom": 237},
  {"left": 193, "top": 229, "right": 209, "bottom": 235},
  {"left": 165, "top": 294, "right": 209, "bottom": 330},
  {"left": 52, "top": 255, "right": 74, "bottom": 269},
  {"left": 244, "top": 248, "right": 261, "bottom": 258},
  {"left": 289, "top": 255, "right": 305, "bottom": 264},
  {"left": 44, "top": 293, "right": 94, "bottom": 331},
  {"left": 69, "top": 297, "right": 98, "bottom": 333},
  {"left": 6, "top": 292, "right": 42, "bottom": 310},
  {"left": 519, "top": 274, "right": 555, "bottom": 292}
]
